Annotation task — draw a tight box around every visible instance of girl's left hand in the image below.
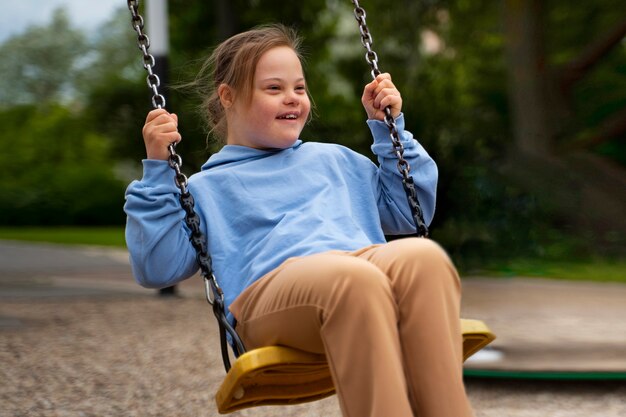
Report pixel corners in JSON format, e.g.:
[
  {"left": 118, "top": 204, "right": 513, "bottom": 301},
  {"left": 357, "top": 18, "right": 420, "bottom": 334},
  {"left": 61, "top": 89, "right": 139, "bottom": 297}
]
[{"left": 361, "top": 73, "right": 402, "bottom": 121}]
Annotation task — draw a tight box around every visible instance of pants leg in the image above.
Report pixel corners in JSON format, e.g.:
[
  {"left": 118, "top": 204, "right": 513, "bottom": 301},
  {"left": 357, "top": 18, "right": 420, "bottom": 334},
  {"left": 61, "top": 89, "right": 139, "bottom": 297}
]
[
  {"left": 229, "top": 239, "right": 474, "bottom": 417},
  {"left": 357, "top": 238, "right": 474, "bottom": 417},
  {"left": 229, "top": 249, "right": 414, "bottom": 417}
]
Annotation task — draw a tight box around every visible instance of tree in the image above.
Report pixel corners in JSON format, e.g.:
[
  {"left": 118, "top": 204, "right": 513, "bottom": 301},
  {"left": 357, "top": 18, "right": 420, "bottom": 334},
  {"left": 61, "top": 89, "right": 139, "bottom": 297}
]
[
  {"left": 0, "top": 7, "right": 139, "bottom": 225},
  {"left": 501, "top": 0, "right": 626, "bottom": 255},
  {"left": 504, "top": 0, "right": 626, "bottom": 155},
  {"left": 0, "top": 9, "right": 88, "bottom": 106},
  {"left": 504, "top": 0, "right": 551, "bottom": 155}
]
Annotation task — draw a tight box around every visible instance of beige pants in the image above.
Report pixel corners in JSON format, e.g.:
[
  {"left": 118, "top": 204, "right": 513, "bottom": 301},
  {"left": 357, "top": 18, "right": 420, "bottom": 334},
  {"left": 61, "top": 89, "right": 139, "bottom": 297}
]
[{"left": 229, "top": 238, "right": 474, "bottom": 417}]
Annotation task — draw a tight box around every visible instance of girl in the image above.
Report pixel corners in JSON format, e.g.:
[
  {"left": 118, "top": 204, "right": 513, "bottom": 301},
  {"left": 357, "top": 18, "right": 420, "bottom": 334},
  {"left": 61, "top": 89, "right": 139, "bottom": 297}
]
[{"left": 125, "top": 24, "right": 474, "bottom": 417}]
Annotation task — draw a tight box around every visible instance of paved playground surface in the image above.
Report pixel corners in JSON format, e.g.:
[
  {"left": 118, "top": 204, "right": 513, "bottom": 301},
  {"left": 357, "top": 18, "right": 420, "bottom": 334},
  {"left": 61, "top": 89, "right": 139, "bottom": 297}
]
[{"left": 1, "top": 240, "right": 625, "bottom": 416}]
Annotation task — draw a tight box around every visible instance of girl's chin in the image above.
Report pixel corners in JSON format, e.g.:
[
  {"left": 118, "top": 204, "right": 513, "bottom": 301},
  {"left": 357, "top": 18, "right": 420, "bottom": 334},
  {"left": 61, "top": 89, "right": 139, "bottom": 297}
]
[
  {"left": 249, "top": 137, "right": 298, "bottom": 150},
  {"left": 271, "top": 138, "right": 299, "bottom": 149}
]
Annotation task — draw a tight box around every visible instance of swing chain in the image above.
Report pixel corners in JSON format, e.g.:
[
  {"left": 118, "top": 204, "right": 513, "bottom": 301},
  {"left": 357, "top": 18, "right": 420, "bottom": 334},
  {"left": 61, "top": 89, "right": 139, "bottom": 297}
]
[
  {"left": 352, "top": 2, "right": 379, "bottom": 80},
  {"left": 128, "top": 0, "right": 166, "bottom": 109},
  {"left": 351, "top": 0, "right": 428, "bottom": 237},
  {"left": 127, "top": 0, "right": 246, "bottom": 370},
  {"left": 127, "top": 0, "right": 217, "bottom": 295}
]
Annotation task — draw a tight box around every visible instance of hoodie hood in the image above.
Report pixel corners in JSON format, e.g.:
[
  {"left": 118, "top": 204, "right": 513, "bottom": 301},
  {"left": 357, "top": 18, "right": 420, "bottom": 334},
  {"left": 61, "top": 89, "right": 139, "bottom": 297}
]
[{"left": 201, "top": 140, "right": 303, "bottom": 171}]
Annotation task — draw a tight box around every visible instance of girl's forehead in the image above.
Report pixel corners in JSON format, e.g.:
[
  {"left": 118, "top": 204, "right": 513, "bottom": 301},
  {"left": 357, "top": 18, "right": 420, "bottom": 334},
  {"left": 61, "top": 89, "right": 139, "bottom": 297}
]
[{"left": 255, "top": 46, "right": 303, "bottom": 75}]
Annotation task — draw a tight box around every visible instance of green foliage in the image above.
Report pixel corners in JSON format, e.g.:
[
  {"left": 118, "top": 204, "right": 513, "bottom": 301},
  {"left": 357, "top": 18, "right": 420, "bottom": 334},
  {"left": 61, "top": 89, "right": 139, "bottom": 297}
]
[
  {"left": 0, "top": 6, "right": 144, "bottom": 226},
  {"left": 84, "top": 74, "right": 149, "bottom": 162},
  {"left": 0, "top": 105, "right": 126, "bottom": 225}
]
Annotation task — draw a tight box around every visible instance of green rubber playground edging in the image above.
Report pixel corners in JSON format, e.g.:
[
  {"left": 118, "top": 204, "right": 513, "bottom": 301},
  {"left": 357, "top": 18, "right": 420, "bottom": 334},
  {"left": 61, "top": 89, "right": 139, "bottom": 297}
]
[{"left": 464, "top": 368, "right": 626, "bottom": 380}]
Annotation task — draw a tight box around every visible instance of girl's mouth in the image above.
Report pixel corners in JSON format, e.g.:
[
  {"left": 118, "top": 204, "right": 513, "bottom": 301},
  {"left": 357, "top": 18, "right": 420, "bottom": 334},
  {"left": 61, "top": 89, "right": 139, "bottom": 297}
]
[{"left": 277, "top": 112, "right": 299, "bottom": 120}]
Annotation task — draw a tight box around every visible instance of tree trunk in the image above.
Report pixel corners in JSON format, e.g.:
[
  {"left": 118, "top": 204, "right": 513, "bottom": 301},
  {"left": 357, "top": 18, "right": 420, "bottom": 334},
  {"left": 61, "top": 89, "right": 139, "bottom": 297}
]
[
  {"left": 216, "top": 0, "right": 238, "bottom": 40},
  {"left": 559, "top": 18, "right": 626, "bottom": 94},
  {"left": 504, "top": 0, "right": 552, "bottom": 155}
]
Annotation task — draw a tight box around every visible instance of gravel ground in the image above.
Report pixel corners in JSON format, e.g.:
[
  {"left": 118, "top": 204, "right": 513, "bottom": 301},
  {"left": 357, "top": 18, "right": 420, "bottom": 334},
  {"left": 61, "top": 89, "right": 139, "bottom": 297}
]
[
  {"left": 1, "top": 241, "right": 625, "bottom": 416},
  {"left": 2, "top": 296, "right": 625, "bottom": 417}
]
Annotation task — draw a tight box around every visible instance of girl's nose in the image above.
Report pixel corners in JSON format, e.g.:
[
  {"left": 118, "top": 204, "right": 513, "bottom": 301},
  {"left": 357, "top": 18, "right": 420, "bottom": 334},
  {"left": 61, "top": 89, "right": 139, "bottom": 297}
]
[{"left": 284, "top": 90, "right": 300, "bottom": 105}]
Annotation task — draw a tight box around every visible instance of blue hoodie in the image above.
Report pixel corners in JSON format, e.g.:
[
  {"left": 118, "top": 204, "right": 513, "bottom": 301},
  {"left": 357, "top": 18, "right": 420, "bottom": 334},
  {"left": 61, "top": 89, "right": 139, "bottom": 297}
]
[{"left": 124, "top": 114, "right": 437, "bottom": 323}]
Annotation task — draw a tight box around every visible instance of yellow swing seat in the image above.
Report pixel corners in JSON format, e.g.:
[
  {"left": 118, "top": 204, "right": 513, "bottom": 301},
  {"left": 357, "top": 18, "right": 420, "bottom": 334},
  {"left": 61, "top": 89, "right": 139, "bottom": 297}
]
[{"left": 216, "top": 318, "right": 495, "bottom": 414}]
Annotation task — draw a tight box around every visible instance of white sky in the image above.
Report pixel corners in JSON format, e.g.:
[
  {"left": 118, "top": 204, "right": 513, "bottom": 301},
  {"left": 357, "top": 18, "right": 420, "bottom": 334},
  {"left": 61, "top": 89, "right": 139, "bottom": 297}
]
[{"left": 0, "top": 0, "right": 124, "bottom": 43}]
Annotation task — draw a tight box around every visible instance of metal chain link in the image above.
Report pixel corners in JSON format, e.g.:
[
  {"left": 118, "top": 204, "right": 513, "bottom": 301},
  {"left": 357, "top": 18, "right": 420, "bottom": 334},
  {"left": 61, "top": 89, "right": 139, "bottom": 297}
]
[
  {"left": 126, "top": 1, "right": 245, "bottom": 368},
  {"left": 351, "top": 0, "right": 429, "bottom": 237},
  {"left": 128, "top": 0, "right": 166, "bottom": 109}
]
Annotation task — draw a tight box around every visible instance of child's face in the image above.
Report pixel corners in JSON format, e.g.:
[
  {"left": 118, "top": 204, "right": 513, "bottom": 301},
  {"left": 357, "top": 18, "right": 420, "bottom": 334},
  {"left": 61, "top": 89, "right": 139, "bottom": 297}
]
[{"left": 227, "top": 46, "right": 310, "bottom": 149}]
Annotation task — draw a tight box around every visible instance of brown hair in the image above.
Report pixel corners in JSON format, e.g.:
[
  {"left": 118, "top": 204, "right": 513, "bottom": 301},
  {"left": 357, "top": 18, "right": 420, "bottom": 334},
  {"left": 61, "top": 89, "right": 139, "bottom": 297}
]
[{"left": 189, "top": 24, "right": 304, "bottom": 144}]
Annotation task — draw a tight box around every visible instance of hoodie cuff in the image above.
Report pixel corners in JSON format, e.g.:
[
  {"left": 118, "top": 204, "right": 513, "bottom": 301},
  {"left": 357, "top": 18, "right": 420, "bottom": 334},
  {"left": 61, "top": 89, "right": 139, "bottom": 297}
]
[
  {"left": 140, "top": 159, "right": 176, "bottom": 187},
  {"left": 366, "top": 113, "right": 408, "bottom": 145}
]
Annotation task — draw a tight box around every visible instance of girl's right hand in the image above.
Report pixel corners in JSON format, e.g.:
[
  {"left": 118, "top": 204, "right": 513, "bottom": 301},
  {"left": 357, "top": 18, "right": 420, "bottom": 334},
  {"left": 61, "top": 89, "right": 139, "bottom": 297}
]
[
  {"left": 361, "top": 73, "right": 402, "bottom": 121},
  {"left": 142, "top": 109, "right": 181, "bottom": 160}
]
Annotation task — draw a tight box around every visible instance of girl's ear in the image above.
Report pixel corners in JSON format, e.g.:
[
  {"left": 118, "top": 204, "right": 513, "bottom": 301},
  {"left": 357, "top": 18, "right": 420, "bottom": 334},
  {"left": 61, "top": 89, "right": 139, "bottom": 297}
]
[{"left": 218, "top": 84, "right": 234, "bottom": 108}]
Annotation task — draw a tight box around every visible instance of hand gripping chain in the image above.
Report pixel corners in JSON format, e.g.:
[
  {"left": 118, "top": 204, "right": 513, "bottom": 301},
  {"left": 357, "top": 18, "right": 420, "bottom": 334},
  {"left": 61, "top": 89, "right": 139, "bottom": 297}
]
[{"left": 351, "top": 0, "right": 428, "bottom": 237}]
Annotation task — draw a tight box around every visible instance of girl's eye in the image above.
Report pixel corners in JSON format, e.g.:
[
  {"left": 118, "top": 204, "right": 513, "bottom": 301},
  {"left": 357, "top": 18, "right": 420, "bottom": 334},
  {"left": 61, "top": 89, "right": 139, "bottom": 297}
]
[
  {"left": 296, "top": 86, "right": 306, "bottom": 92},
  {"left": 267, "top": 85, "right": 280, "bottom": 91}
]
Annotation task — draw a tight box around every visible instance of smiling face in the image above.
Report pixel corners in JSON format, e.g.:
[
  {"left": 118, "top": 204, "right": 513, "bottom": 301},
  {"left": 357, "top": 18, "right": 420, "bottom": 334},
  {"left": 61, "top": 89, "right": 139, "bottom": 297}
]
[{"left": 224, "top": 46, "right": 311, "bottom": 149}]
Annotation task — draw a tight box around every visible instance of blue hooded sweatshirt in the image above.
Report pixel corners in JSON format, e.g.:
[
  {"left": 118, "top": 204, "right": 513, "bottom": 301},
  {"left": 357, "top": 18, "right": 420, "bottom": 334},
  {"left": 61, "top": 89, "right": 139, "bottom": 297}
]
[{"left": 124, "top": 114, "right": 437, "bottom": 323}]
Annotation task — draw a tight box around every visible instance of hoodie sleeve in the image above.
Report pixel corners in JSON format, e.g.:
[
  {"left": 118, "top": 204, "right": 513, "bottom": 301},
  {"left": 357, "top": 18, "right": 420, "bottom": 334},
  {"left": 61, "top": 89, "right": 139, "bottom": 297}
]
[
  {"left": 367, "top": 113, "right": 438, "bottom": 235},
  {"left": 124, "top": 160, "right": 199, "bottom": 288}
]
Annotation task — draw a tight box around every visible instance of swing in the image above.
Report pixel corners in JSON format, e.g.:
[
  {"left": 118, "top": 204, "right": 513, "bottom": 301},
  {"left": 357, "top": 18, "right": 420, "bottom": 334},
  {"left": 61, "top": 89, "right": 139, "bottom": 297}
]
[{"left": 127, "top": 0, "right": 495, "bottom": 414}]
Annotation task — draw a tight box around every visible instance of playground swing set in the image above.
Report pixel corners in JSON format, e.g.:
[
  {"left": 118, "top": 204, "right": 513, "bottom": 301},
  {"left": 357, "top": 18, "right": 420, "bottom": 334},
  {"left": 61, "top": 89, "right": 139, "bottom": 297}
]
[{"left": 126, "top": 0, "right": 496, "bottom": 413}]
